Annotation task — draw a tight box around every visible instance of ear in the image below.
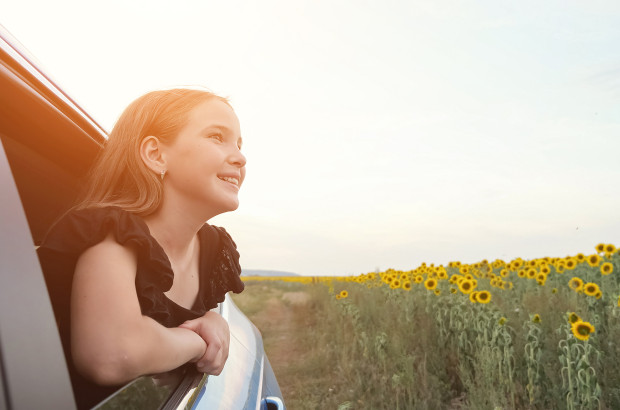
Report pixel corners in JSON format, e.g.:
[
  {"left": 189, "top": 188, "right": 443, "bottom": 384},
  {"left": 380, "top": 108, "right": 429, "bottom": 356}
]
[{"left": 139, "top": 136, "right": 167, "bottom": 175}]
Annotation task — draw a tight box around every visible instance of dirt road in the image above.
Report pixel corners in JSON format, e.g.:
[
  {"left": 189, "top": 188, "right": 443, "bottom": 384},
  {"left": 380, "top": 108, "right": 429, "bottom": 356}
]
[{"left": 231, "top": 285, "right": 312, "bottom": 404}]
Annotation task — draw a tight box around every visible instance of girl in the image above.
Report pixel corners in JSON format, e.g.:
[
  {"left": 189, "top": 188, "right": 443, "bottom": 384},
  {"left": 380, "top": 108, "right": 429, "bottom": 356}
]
[{"left": 38, "top": 88, "right": 246, "bottom": 409}]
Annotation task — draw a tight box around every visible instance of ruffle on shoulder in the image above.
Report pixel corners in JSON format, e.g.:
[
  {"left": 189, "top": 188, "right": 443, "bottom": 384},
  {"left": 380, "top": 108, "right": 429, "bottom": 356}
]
[
  {"left": 202, "top": 226, "right": 245, "bottom": 310},
  {"left": 41, "top": 206, "right": 174, "bottom": 292}
]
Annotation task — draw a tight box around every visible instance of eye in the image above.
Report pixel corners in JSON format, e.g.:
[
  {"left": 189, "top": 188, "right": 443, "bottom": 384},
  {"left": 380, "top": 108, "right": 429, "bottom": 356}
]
[{"left": 208, "top": 132, "right": 224, "bottom": 142}]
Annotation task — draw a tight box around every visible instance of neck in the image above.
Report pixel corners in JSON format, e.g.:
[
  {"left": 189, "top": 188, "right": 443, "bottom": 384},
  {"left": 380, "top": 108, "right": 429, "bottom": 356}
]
[{"left": 142, "top": 203, "right": 208, "bottom": 260}]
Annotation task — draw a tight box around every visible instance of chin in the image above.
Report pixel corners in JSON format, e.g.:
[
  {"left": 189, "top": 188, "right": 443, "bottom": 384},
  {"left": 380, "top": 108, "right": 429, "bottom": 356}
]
[{"left": 216, "top": 198, "right": 240, "bottom": 214}]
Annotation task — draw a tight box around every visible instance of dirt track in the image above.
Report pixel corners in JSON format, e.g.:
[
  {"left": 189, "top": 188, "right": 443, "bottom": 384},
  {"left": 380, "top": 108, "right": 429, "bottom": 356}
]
[{"left": 232, "top": 287, "right": 311, "bottom": 403}]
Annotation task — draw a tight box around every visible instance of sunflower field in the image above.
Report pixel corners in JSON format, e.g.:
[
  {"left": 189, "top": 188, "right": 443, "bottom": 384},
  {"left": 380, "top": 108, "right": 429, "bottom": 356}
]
[{"left": 242, "top": 243, "right": 620, "bottom": 409}]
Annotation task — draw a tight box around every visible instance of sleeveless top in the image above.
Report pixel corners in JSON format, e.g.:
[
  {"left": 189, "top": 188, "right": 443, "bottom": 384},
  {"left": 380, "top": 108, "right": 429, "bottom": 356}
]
[{"left": 36, "top": 206, "right": 245, "bottom": 409}]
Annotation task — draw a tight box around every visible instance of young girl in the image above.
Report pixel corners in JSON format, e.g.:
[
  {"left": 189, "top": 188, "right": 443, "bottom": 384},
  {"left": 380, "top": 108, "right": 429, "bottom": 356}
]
[{"left": 37, "top": 88, "right": 246, "bottom": 409}]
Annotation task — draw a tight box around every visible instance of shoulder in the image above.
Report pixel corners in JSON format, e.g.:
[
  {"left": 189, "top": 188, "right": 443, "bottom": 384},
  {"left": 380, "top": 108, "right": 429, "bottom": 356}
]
[
  {"left": 78, "top": 232, "right": 138, "bottom": 263},
  {"left": 75, "top": 232, "right": 139, "bottom": 280}
]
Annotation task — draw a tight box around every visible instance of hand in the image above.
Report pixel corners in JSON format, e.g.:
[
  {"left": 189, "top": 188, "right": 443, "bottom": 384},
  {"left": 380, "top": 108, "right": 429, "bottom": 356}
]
[{"left": 179, "top": 311, "right": 230, "bottom": 375}]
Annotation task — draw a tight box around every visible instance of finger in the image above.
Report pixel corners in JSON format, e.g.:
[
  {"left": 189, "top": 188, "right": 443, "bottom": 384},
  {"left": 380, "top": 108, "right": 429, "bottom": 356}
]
[
  {"left": 197, "top": 339, "right": 226, "bottom": 374},
  {"left": 199, "top": 349, "right": 225, "bottom": 375}
]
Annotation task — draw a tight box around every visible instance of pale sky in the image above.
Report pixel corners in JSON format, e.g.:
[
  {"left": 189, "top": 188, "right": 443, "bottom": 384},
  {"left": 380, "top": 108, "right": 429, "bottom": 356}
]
[{"left": 2, "top": 1, "right": 619, "bottom": 275}]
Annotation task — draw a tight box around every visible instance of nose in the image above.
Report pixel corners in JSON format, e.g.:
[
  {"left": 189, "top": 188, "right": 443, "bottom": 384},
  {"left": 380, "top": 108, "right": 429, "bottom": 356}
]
[{"left": 229, "top": 146, "right": 246, "bottom": 168}]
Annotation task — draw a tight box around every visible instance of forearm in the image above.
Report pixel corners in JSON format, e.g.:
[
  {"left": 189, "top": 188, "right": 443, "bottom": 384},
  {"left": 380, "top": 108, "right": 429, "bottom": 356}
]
[{"left": 72, "top": 316, "right": 206, "bottom": 386}]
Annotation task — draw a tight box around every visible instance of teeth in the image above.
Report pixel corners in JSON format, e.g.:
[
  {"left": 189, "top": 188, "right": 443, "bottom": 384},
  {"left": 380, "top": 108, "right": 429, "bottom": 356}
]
[{"left": 219, "top": 176, "right": 239, "bottom": 185}]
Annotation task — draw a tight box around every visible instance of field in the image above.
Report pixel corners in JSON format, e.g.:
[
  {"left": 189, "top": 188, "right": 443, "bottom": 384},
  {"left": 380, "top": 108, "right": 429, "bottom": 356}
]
[{"left": 233, "top": 243, "right": 620, "bottom": 409}]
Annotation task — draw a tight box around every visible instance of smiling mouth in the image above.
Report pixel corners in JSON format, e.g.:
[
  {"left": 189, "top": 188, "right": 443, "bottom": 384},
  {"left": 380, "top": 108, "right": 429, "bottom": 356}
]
[{"left": 218, "top": 176, "right": 239, "bottom": 186}]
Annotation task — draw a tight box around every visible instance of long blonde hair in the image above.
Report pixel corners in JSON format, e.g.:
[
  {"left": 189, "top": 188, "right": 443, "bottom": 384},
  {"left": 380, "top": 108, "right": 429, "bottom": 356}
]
[{"left": 75, "top": 88, "right": 229, "bottom": 216}]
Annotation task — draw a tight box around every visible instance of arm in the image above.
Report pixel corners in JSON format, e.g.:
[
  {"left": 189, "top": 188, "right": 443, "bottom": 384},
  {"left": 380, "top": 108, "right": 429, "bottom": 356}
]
[{"left": 70, "top": 234, "right": 206, "bottom": 386}]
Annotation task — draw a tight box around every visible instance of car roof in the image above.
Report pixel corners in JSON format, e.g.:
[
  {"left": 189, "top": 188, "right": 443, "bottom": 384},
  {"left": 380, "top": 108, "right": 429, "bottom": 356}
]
[{"left": 0, "top": 25, "right": 108, "bottom": 243}]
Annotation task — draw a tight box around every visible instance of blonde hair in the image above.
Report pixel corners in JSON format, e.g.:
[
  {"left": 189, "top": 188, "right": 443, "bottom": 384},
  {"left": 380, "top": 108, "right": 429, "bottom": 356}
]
[{"left": 75, "top": 88, "right": 229, "bottom": 216}]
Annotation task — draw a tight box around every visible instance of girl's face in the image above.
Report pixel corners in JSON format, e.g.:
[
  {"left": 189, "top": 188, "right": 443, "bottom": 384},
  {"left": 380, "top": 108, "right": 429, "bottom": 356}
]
[{"left": 162, "top": 99, "right": 246, "bottom": 218}]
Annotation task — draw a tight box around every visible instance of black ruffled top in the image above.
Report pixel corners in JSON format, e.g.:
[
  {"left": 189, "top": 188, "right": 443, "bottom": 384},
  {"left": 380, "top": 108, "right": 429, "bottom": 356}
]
[{"left": 37, "top": 206, "right": 244, "bottom": 409}]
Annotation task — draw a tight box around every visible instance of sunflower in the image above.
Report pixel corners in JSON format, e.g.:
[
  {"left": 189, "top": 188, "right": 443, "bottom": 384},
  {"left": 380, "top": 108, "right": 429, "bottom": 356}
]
[
  {"left": 391, "top": 279, "right": 401, "bottom": 289},
  {"left": 552, "top": 288, "right": 558, "bottom": 294},
  {"left": 540, "top": 265, "right": 551, "bottom": 275},
  {"left": 565, "top": 259, "right": 577, "bottom": 270},
  {"left": 518, "top": 270, "right": 526, "bottom": 278},
  {"left": 512, "top": 259, "right": 523, "bottom": 270},
  {"left": 596, "top": 243, "right": 606, "bottom": 253},
  {"left": 571, "top": 320, "right": 595, "bottom": 341},
  {"left": 536, "top": 273, "right": 547, "bottom": 282},
  {"left": 526, "top": 268, "right": 537, "bottom": 279},
  {"left": 527, "top": 260, "right": 537, "bottom": 268},
  {"left": 567, "top": 312, "right": 581, "bottom": 324},
  {"left": 450, "top": 287, "right": 457, "bottom": 294},
  {"left": 575, "top": 253, "right": 585, "bottom": 263},
  {"left": 556, "top": 264, "right": 565, "bottom": 274},
  {"left": 458, "top": 279, "right": 474, "bottom": 294},
  {"left": 477, "top": 290, "right": 491, "bottom": 304},
  {"left": 434, "top": 289, "right": 441, "bottom": 296},
  {"left": 414, "top": 275, "right": 424, "bottom": 284},
  {"left": 339, "top": 290, "right": 348, "bottom": 298},
  {"left": 403, "top": 281, "right": 412, "bottom": 291},
  {"left": 498, "top": 317, "right": 507, "bottom": 326},
  {"left": 568, "top": 277, "right": 583, "bottom": 292},
  {"left": 335, "top": 294, "right": 341, "bottom": 300},
  {"left": 500, "top": 269, "right": 509, "bottom": 278},
  {"left": 469, "top": 291, "right": 478, "bottom": 303},
  {"left": 424, "top": 278, "right": 437, "bottom": 291},
  {"left": 583, "top": 282, "right": 600, "bottom": 297},
  {"left": 618, "top": 295, "right": 620, "bottom": 307},
  {"left": 601, "top": 262, "right": 613, "bottom": 276},
  {"left": 595, "top": 291, "right": 602, "bottom": 299},
  {"left": 459, "top": 266, "right": 469, "bottom": 275},
  {"left": 532, "top": 314, "right": 542, "bottom": 323},
  {"left": 587, "top": 254, "right": 601, "bottom": 267}
]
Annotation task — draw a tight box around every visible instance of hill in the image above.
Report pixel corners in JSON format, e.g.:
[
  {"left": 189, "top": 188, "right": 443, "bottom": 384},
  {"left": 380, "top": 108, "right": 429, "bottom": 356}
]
[{"left": 241, "top": 269, "right": 299, "bottom": 277}]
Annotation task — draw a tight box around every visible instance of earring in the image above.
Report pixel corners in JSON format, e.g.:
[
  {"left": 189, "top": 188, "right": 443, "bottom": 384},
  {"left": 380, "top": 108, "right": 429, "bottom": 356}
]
[{"left": 160, "top": 169, "right": 166, "bottom": 181}]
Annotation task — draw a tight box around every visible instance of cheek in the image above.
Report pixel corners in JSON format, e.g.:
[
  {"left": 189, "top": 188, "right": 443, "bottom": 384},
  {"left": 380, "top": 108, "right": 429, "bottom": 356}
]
[{"left": 240, "top": 168, "right": 247, "bottom": 186}]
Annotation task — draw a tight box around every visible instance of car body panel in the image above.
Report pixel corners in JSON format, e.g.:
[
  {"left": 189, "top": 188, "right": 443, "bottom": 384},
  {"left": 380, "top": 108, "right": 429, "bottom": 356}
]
[{"left": 0, "top": 138, "right": 77, "bottom": 409}]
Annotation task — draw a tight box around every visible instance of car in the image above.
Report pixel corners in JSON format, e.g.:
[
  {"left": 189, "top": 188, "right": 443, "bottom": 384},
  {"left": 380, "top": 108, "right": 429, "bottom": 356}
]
[{"left": 0, "top": 24, "right": 284, "bottom": 410}]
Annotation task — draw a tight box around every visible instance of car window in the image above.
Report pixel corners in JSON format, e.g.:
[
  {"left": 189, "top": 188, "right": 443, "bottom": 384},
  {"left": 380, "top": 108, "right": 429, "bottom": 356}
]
[{"left": 93, "top": 369, "right": 186, "bottom": 410}]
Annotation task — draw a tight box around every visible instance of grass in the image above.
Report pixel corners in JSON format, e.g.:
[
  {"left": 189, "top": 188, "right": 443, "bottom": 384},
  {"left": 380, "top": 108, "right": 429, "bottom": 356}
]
[{"left": 233, "top": 250, "right": 620, "bottom": 409}]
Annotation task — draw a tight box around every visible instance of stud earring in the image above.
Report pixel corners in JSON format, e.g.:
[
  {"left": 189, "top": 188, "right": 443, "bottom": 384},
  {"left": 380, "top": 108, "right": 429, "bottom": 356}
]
[{"left": 160, "top": 169, "right": 166, "bottom": 180}]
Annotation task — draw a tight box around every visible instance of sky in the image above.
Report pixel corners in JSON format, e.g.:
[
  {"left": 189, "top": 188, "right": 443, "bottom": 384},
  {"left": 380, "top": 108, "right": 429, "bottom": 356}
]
[{"left": 2, "top": 1, "right": 619, "bottom": 276}]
